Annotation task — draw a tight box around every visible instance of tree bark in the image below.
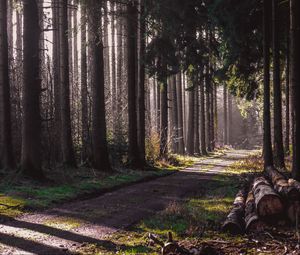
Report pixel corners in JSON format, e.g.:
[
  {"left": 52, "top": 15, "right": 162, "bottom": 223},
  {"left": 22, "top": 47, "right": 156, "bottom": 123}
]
[
  {"left": 127, "top": 0, "right": 143, "bottom": 167},
  {"left": 206, "top": 67, "right": 211, "bottom": 152},
  {"left": 228, "top": 92, "right": 233, "bottom": 146},
  {"left": 111, "top": 1, "right": 117, "bottom": 133},
  {"left": 21, "top": 0, "right": 44, "bottom": 179},
  {"left": 13, "top": 2, "right": 23, "bottom": 162},
  {"left": 171, "top": 75, "right": 179, "bottom": 153},
  {"left": 194, "top": 84, "right": 200, "bottom": 154},
  {"left": 176, "top": 72, "right": 185, "bottom": 154},
  {"left": 265, "top": 166, "right": 299, "bottom": 199},
  {"left": 245, "top": 190, "right": 265, "bottom": 232},
  {"left": 263, "top": 0, "right": 274, "bottom": 168},
  {"left": 156, "top": 79, "right": 161, "bottom": 134},
  {"left": 80, "top": 2, "right": 89, "bottom": 162},
  {"left": 210, "top": 81, "right": 215, "bottom": 150},
  {"left": 116, "top": 2, "right": 124, "bottom": 136},
  {"left": 88, "top": 0, "right": 111, "bottom": 171},
  {"left": 52, "top": 0, "right": 61, "bottom": 162},
  {"left": 59, "top": 0, "right": 76, "bottom": 167},
  {"left": 252, "top": 177, "right": 283, "bottom": 218},
  {"left": 0, "top": 0, "right": 14, "bottom": 169},
  {"left": 186, "top": 85, "right": 195, "bottom": 155},
  {"left": 200, "top": 75, "right": 207, "bottom": 155},
  {"left": 73, "top": 0, "right": 80, "bottom": 147},
  {"left": 160, "top": 81, "right": 168, "bottom": 158},
  {"left": 222, "top": 189, "right": 247, "bottom": 235},
  {"left": 214, "top": 82, "right": 218, "bottom": 147},
  {"left": 290, "top": 0, "right": 300, "bottom": 180},
  {"left": 103, "top": 0, "right": 111, "bottom": 107},
  {"left": 272, "top": 0, "right": 285, "bottom": 169},
  {"left": 137, "top": 0, "right": 146, "bottom": 164},
  {"left": 223, "top": 84, "right": 228, "bottom": 145},
  {"left": 285, "top": 21, "right": 290, "bottom": 155}
]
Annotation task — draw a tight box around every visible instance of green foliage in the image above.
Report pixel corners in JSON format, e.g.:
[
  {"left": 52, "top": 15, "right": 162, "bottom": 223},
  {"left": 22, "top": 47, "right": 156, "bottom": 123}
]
[
  {"left": 145, "top": 131, "right": 161, "bottom": 163},
  {"left": 144, "top": 0, "right": 268, "bottom": 101}
]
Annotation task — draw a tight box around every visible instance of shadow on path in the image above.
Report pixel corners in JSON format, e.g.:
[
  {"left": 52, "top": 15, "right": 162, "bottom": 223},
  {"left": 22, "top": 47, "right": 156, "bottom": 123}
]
[{"left": 0, "top": 150, "right": 253, "bottom": 254}]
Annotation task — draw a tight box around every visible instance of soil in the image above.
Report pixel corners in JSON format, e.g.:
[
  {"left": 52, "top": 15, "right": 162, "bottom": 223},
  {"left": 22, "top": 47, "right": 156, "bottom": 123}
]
[{"left": 0, "top": 150, "right": 251, "bottom": 255}]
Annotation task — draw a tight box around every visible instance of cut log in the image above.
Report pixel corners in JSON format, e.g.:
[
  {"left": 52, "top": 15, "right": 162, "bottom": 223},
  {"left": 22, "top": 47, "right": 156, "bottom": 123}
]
[
  {"left": 266, "top": 166, "right": 299, "bottom": 200},
  {"left": 288, "top": 178, "right": 300, "bottom": 193},
  {"left": 287, "top": 201, "right": 300, "bottom": 224},
  {"left": 245, "top": 190, "right": 265, "bottom": 232},
  {"left": 252, "top": 177, "right": 283, "bottom": 218},
  {"left": 222, "top": 189, "right": 247, "bottom": 235}
]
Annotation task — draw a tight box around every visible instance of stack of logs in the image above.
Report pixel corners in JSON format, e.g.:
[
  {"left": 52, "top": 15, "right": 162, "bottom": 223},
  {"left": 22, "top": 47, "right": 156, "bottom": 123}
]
[{"left": 222, "top": 167, "right": 300, "bottom": 235}]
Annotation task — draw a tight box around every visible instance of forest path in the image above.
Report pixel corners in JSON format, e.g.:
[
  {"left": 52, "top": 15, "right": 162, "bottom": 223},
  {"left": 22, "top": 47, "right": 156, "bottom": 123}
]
[{"left": 0, "top": 150, "right": 253, "bottom": 254}]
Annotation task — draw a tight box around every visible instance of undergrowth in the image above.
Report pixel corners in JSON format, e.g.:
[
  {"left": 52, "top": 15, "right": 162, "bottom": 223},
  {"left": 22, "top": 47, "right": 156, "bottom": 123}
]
[
  {"left": 0, "top": 168, "right": 172, "bottom": 217},
  {"left": 78, "top": 151, "right": 268, "bottom": 255},
  {"left": 0, "top": 151, "right": 198, "bottom": 218}
]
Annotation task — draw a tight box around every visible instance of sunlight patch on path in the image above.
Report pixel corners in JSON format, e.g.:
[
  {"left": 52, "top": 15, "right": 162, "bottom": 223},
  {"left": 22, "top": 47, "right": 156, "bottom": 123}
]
[{"left": 0, "top": 150, "right": 254, "bottom": 255}]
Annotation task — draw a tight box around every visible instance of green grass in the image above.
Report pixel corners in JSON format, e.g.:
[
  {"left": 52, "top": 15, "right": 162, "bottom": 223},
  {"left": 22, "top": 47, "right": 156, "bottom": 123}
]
[
  {"left": 43, "top": 216, "right": 84, "bottom": 230},
  {"left": 78, "top": 165, "right": 244, "bottom": 254},
  {"left": 78, "top": 152, "right": 261, "bottom": 254},
  {"left": 0, "top": 168, "right": 174, "bottom": 218},
  {"left": 0, "top": 153, "right": 197, "bottom": 218}
]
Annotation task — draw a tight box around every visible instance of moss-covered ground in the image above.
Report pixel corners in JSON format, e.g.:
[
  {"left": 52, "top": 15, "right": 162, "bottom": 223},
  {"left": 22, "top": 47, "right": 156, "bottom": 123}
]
[
  {"left": 78, "top": 151, "right": 300, "bottom": 254},
  {"left": 77, "top": 151, "right": 265, "bottom": 254},
  {"left": 0, "top": 154, "right": 199, "bottom": 218}
]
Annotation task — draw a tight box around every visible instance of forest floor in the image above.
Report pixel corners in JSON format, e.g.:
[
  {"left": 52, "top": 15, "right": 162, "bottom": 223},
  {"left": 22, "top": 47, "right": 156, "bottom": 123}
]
[{"left": 0, "top": 149, "right": 281, "bottom": 255}]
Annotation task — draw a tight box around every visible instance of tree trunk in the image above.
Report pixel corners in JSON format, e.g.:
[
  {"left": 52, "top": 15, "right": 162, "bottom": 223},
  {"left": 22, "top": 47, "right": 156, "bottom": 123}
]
[
  {"left": 186, "top": 85, "right": 195, "bottom": 155},
  {"left": 194, "top": 85, "right": 200, "bottom": 154},
  {"left": 287, "top": 201, "right": 300, "bottom": 224},
  {"left": 59, "top": 0, "right": 76, "bottom": 167},
  {"left": 7, "top": 0, "right": 13, "bottom": 61},
  {"left": 223, "top": 84, "right": 228, "bottom": 145},
  {"left": 111, "top": 1, "right": 117, "bottom": 134},
  {"left": 13, "top": 3, "right": 23, "bottom": 162},
  {"left": 214, "top": 83, "right": 218, "bottom": 147},
  {"left": 160, "top": 80, "right": 168, "bottom": 158},
  {"left": 290, "top": 0, "right": 300, "bottom": 180},
  {"left": 127, "top": 0, "right": 143, "bottom": 167},
  {"left": 285, "top": 22, "right": 290, "bottom": 155},
  {"left": 182, "top": 73, "right": 188, "bottom": 143},
  {"left": 88, "top": 0, "right": 111, "bottom": 171},
  {"left": 21, "top": 0, "right": 44, "bottom": 179},
  {"left": 263, "top": 0, "right": 274, "bottom": 168},
  {"left": 171, "top": 75, "right": 179, "bottom": 153},
  {"left": 228, "top": 92, "right": 233, "bottom": 146},
  {"left": 252, "top": 177, "right": 283, "bottom": 218},
  {"left": 0, "top": 0, "right": 14, "bottom": 169},
  {"left": 137, "top": 0, "right": 146, "bottom": 164},
  {"left": 272, "top": 0, "right": 285, "bottom": 169},
  {"left": 206, "top": 67, "right": 211, "bottom": 152},
  {"left": 103, "top": 0, "right": 111, "bottom": 106},
  {"left": 245, "top": 190, "right": 265, "bottom": 232},
  {"left": 156, "top": 79, "right": 161, "bottom": 134},
  {"left": 210, "top": 81, "right": 215, "bottom": 150},
  {"left": 287, "top": 179, "right": 300, "bottom": 223},
  {"left": 200, "top": 75, "right": 207, "bottom": 155},
  {"left": 265, "top": 166, "right": 299, "bottom": 199},
  {"left": 52, "top": 0, "right": 61, "bottom": 162},
  {"left": 176, "top": 72, "right": 185, "bottom": 154},
  {"left": 222, "top": 189, "right": 247, "bottom": 235},
  {"left": 73, "top": 0, "right": 80, "bottom": 148},
  {"left": 80, "top": 2, "right": 89, "bottom": 162},
  {"left": 116, "top": 2, "right": 124, "bottom": 136},
  {"left": 68, "top": 0, "right": 73, "bottom": 89}
]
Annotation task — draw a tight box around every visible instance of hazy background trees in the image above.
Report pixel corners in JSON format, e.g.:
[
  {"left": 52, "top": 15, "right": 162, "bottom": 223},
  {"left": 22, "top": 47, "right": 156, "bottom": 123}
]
[{"left": 2, "top": 0, "right": 297, "bottom": 180}]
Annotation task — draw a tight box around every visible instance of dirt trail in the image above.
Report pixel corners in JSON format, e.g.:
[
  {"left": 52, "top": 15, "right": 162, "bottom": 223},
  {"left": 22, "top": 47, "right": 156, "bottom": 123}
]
[{"left": 0, "top": 150, "right": 253, "bottom": 254}]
